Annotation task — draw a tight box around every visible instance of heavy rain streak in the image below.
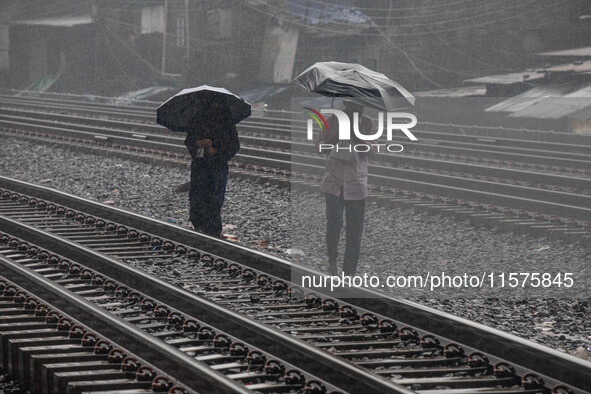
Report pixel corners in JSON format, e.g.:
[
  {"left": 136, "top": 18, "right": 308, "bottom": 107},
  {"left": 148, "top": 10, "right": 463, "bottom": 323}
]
[{"left": 0, "top": 1, "right": 591, "bottom": 393}]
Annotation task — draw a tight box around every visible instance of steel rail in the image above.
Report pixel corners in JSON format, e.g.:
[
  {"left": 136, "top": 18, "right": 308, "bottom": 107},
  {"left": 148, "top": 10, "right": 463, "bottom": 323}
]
[
  {"left": 291, "top": 160, "right": 591, "bottom": 219},
  {"left": 0, "top": 215, "right": 411, "bottom": 394},
  {"left": 0, "top": 276, "right": 195, "bottom": 394},
  {"left": 292, "top": 158, "right": 591, "bottom": 210},
  {"left": 3, "top": 111, "right": 590, "bottom": 193},
  {"left": 0, "top": 177, "right": 589, "bottom": 392},
  {"left": 373, "top": 128, "right": 591, "bottom": 155},
  {"left": 0, "top": 253, "right": 247, "bottom": 394},
  {"left": 0, "top": 232, "right": 346, "bottom": 394},
  {"left": 418, "top": 121, "right": 591, "bottom": 145},
  {"left": 0, "top": 204, "right": 580, "bottom": 393},
  {"left": 2, "top": 110, "right": 590, "bottom": 171},
  {"left": 18, "top": 116, "right": 586, "bottom": 219},
  {"left": 0, "top": 95, "right": 156, "bottom": 115},
  {"left": 0, "top": 92, "right": 158, "bottom": 109},
  {"left": 2, "top": 97, "right": 591, "bottom": 156},
  {"left": 3, "top": 223, "right": 543, "bottom": 393},
  {"left": 3, "top": 91, "right": 591, "bottom": 143},
  {"left": 0, "top": 113, "right": 292, "bottom": 150},
  {"left": 0, "top": 98, "right": 155, "bottom": 122},
  {"left": 2, "top": 109, "right": 591, "bottom": 168},
  {"left": 3, "top": 98, "right": 591, "bottom": 177},
  {"left": 3, "top": 88, "right": 581, "bottom": 142},
  {"left": 2, "top": 119, "right": 590, "bottom": 220}
]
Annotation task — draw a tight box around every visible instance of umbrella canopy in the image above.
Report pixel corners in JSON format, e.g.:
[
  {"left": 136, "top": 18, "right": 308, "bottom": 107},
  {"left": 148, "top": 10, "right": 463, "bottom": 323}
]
[
  {"left": 293, "top": 61, "right": 414, "bottom": 111},
  {"left": 157, "top": 85, "right": 251, "bottom": 132}
]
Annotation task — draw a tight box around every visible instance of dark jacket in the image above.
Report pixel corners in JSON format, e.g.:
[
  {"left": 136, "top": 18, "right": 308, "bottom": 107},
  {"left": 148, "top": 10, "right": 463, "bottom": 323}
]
[{"left": 184, "top": 115, "right": 240, "bottom": 164}]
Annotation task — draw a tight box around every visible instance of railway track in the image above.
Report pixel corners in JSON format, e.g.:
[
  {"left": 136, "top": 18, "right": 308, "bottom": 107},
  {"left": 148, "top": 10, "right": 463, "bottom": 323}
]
[
  {"left": 0, "top": 175, "right": 589, "bottom": 393},
  {"left": 2, "top": 93, "right": 590, "bottom": 160},
  {"left": 0, "top": 276, "right": 197, "bottom": 394},
  {"left": 1, "top": 93, "right": 590, "bottom": 244},
  {"left": 0, "top": 234, "right": 344, "bottom": 394}
]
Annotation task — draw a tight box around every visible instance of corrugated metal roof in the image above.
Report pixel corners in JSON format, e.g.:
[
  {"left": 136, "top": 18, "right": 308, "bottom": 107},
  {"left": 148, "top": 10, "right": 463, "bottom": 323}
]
[
  {"left": 11, "top": 15, "right": 93, "bottom": 27},
  {"left": 569, "top": 106, "right": 591, "bottom": 120},
  {"left": 465, "top": 71, "right": 546, "bottom": 85},
  {"left": 414, "top": 86, "right": 486, "bottom": 97},
  {"left": 465, "top": 61, "right": 591, "bottom": 85},
  {"left": 485, "top": 86, "right": 571, "bottom": 112},
  {"left": 288, "top": 0, "right": 369, "bottom": 25},
  {"left": 507, "top": 85, "right": 591, "bottom": 119},
  {"left": 543, "top": 60, "right": 591, "bottom": 73},
  {"left": 539, "top": 47, "right": 591, "bottom": 57}
]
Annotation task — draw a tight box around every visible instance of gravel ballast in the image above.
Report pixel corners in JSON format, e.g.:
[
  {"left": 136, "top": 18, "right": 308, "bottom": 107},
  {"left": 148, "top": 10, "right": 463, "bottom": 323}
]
[{"left": 0, "top": 137, "right": 589, "bottom": 360}]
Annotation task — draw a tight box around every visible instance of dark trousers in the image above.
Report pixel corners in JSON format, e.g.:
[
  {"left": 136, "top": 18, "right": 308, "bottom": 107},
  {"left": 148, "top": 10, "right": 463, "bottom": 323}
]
[
  {"left": 189, "top": 159, "right": 228, "bottom": 236},
  {"left": 325, "top": 192, "right": 366, "bottom": 275}
]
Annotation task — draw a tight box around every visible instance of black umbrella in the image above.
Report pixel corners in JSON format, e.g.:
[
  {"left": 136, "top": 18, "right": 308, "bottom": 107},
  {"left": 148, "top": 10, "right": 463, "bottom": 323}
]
[
  {"left": 293, "top": 61, "right": 414, "bottom": 111},
  {"left": 157, "top": 85, "right": 251, "bottom": 132}
]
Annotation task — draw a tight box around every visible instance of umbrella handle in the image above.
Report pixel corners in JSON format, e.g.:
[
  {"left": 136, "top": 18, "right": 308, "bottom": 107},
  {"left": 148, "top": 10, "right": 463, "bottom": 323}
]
[{"left": 331, "top": 96, "right": 334, "bottom": 109}]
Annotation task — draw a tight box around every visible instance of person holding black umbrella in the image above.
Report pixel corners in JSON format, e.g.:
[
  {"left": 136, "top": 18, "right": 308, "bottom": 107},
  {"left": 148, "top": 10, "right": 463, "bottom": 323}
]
[
  {"left": 157, "top": 85, "right": 250, "bottom": 237},
  {"left": 184, "top": 98, "right": 240, "bottom": 236}
]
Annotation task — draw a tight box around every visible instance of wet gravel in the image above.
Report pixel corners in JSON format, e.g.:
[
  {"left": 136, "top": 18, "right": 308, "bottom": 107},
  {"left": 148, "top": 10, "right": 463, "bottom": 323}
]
[
  {"left": 0, "top": 137, "right": 589, "bottom": 360},
  {"left": 0, "top": 373, "right": 22, "bottom": 393}
]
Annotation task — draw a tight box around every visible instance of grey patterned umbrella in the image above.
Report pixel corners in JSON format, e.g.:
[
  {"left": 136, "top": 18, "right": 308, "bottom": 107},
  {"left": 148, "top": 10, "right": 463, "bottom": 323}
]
[{"left": 293, "top": 61, "right": 414, "bottom": 111}]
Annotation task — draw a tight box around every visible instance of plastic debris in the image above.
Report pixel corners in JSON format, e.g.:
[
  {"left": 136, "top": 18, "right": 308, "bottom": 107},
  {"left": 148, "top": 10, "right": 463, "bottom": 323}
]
[
  {"left": 534, "top": 245, "right": 550, "bottom": 252},
  {"left": 222, "top": 234, "right": 239, "bottom": 242},
  {"left": 167, "top": 218, "right": 177, "bottom": 223},
  {"left": 571, "top": 346, "right": 591, "bottom": 360},
  {"left": 286, "top": 248, "right": 305, "bottom": 257}
]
